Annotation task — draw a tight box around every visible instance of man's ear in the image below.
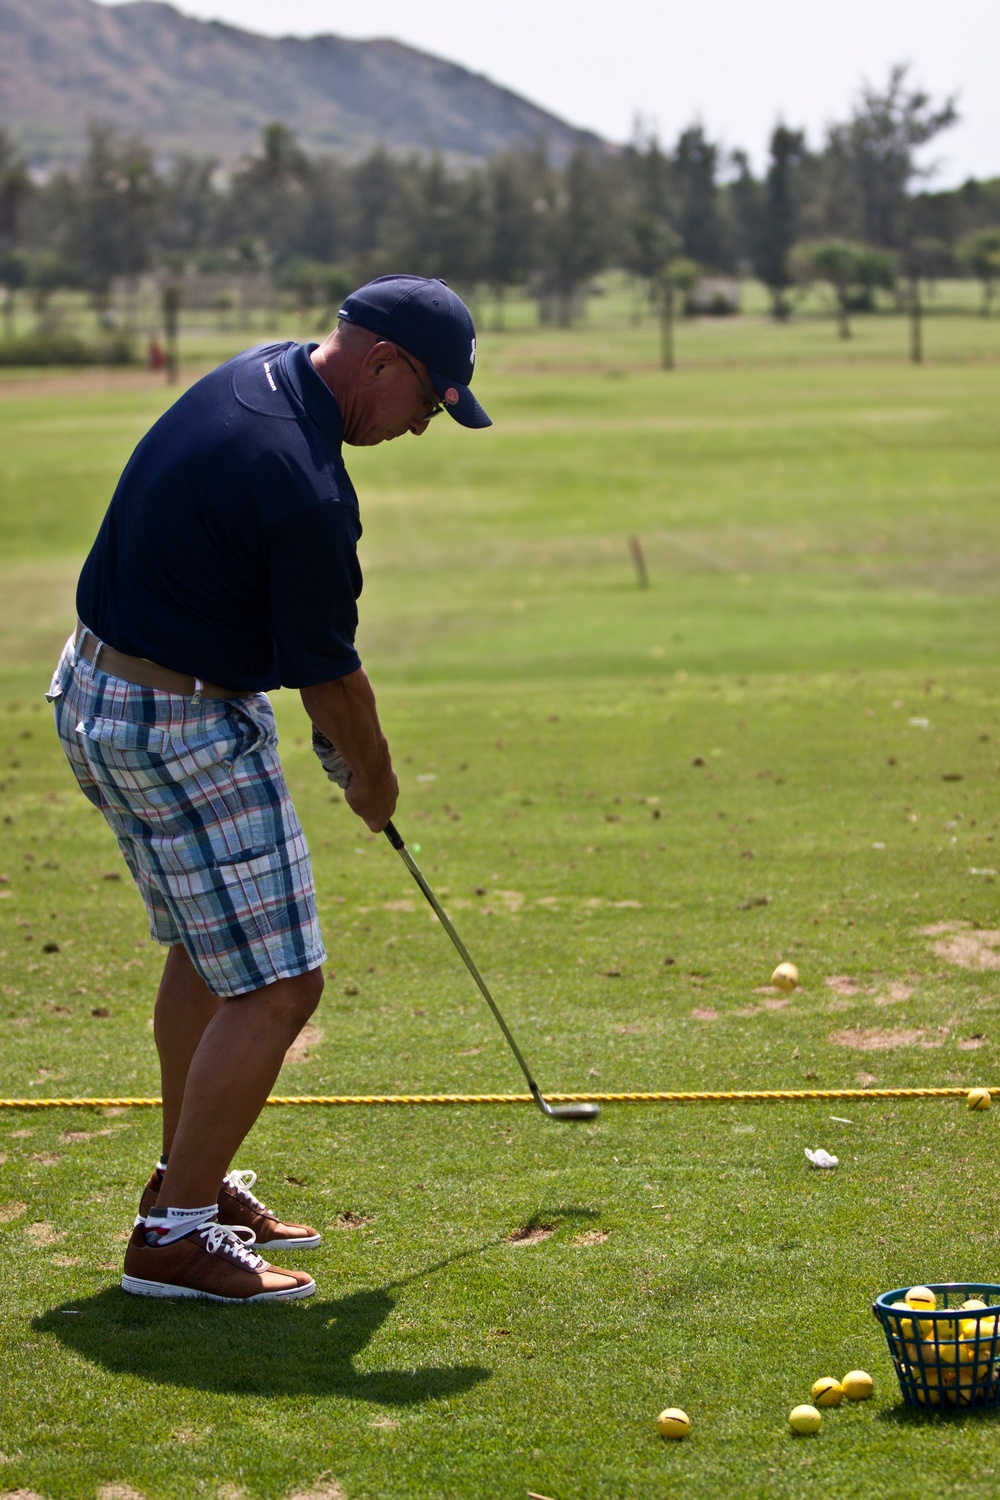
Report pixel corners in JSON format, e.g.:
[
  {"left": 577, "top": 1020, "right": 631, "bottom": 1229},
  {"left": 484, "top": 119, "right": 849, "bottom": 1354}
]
[{"left": 359, "top": 340, "right": 398, "bottom": 386}]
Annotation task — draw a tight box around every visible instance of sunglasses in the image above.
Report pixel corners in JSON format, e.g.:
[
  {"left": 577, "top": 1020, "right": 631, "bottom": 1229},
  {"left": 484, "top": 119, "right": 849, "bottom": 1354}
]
[{"left": 393, "top": 345, "right": 446, "bottom": 421}]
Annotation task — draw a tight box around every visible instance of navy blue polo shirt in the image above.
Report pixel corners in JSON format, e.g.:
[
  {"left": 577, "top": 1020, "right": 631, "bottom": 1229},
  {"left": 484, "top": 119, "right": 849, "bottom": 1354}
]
[{"left": 77, "top": 342, "right": 363, "bottom": 691}]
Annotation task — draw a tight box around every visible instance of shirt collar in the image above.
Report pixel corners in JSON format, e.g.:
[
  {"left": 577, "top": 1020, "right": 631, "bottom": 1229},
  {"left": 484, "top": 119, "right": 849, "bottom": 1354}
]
[{"left": 278, "top": 342, "right": 344, "bottom": 445}]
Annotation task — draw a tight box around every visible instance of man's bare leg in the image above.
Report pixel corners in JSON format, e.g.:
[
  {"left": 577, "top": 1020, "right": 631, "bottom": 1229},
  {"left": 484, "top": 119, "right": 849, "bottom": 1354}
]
[
  {"left": 153, "top": 945, "right": 223, "bottom": 1156},
  {"left": 154, "top": 961, "right": 323, "bottom": 1211}
]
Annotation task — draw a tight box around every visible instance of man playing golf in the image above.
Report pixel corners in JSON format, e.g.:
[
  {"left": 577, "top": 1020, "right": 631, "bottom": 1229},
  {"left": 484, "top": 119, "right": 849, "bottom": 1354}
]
[{"left": 48, "top": 275, "right": 490, "bottom": 1303}]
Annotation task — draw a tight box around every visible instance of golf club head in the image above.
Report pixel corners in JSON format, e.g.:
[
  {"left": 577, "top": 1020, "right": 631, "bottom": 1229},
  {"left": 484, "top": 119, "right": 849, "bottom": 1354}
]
[{"left": 544, "top": 1102, "right": 601, "bottom": 1122}]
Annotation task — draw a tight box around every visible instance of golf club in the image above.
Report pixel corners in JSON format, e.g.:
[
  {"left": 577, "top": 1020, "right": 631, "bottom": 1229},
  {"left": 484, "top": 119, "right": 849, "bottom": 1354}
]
[{"left": 383, "top": 820, "right": 599, "bottom": 1123}]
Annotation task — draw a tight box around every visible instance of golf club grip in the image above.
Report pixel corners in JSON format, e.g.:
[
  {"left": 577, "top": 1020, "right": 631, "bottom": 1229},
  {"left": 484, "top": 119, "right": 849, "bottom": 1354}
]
[{"left": 383, "top": 823, "right": 538, "bottom": 1093}]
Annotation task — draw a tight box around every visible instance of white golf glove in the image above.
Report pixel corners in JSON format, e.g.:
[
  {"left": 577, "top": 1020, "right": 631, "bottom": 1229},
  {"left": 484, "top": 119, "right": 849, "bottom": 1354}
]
[
  {"left": 805, "top": 1147, "right": 838, "bottom": 1169},
  {"left": 311, "top": 726, "right": 352, "bottom": 789}
]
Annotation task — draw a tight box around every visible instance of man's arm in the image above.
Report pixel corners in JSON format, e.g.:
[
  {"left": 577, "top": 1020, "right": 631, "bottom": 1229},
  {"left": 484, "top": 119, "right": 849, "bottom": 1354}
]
[{"left": 300, "top": 669, "right": 398, "bottom": 832}]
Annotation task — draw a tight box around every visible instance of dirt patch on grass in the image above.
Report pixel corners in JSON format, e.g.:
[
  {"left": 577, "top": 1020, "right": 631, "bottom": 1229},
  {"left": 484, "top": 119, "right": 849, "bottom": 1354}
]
[
  {"left": 691, "top": 1007, "right": 720, "bottom": 1021},
  {"left": 571, "top": 1228, "right": 610, "bottom": 1246},
  {"left": 329, "top": 1211, "right": 370, "bottom": 1231},
  {"left": 97, "top": 1486, "right": 148, "bottom": 1500},
  {"left": 0, "top": 1490, "right": 48, "bottom": 1499},
  {"left": 284, "top": 1022, "right": 322, "bottom": 1065},
  {"left": 0, "top": 1202, "right": 26, "bottom": 1222},
  {"left": 830, "top": 1027, "right": 948, "bottom": 1050},
  {"left": 616, "top": 1022, "right": 644, "bottom": 1034},
  {"left": 753, "top": 987, "right": 791, "bottom": 1004},
  {"left": 26, "top": 1222, "right": 65, "bottom": 1245},
  {"left": 506, "top": 1222, "right": 556, "bottom": 1246},
  {"left": 285, "top": 1480, "right": 347, "bottom": 1500},
  {"left": 826, "top": 974, "right": 913, "bottom": 1004},
  {"left": 481, "top": 889, "right": 524, "bottom": 915},
  {"left": 920, "top": 922, "right": 1000, "bottom": 972},
  {"left": 957, "top": 1034, "right": 987, "bottom": 1050},
  {"left": 874, "top": 982, "right": 914, "bottom": 1005},
  {"left": 826, "top": 975, "right": 859, "bottom": 995},
  {"left": 737, "top": 998, "right": 789, "bottom": 1016}
]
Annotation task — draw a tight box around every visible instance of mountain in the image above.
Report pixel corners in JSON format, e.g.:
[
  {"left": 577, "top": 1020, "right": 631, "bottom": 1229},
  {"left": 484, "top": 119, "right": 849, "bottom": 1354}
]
[{"left": 0, "top": 0, "right": 601, "bottom": 165}]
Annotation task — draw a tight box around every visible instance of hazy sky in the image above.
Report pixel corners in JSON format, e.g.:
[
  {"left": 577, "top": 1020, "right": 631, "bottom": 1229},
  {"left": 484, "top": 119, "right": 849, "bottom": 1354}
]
[{"left": 99, "top": 0, "right": 997, "bottom": 186}]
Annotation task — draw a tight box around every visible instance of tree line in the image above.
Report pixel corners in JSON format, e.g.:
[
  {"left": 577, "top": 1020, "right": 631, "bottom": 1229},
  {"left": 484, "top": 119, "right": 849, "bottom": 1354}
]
[{"left": 1, "top": 63, "right": 999, "bottom": 359}]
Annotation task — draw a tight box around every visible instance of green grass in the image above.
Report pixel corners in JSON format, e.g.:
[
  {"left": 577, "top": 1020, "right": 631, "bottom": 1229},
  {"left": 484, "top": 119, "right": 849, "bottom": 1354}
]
[{"left": 0, "top": 306, "right": 999, "bottom": 1499}]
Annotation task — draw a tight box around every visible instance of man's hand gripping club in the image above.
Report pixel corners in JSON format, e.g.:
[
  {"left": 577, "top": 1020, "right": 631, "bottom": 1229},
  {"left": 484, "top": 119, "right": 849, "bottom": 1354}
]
[{"left": 300, "top": 669, "right": 398, "bottom": 831}]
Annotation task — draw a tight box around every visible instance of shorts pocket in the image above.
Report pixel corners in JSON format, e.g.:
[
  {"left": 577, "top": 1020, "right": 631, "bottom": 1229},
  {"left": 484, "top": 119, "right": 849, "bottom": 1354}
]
[
  {"left": 76, "top": 715, "right": 244, "bottom": 774},
  {"left": 76, "top": 718, "right": 177, "bottom": 756},
  {"left": 212, "top": 844, "right": 277, "bottom": 868},
  {"left": 198, "top": 844, "right": 294, "bottom": 942}
]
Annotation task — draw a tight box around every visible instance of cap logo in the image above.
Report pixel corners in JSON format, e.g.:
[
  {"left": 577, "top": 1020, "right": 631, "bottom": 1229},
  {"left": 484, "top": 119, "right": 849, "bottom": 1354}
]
[
  {"left": 445, "top": 387, "right": 460, "bottom": 405},
  {"left": 470, "top": 337, "right": 476, "bottom": 367}
]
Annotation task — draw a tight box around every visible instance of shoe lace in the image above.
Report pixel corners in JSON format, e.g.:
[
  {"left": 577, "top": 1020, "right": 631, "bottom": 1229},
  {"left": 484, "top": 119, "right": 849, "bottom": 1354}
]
[
  {"left": 224, "top": 1168, "right": 273, "bottom": 1218},
  {"left": 198, "top": 1220, "right": 265, "bottom": 1270}
]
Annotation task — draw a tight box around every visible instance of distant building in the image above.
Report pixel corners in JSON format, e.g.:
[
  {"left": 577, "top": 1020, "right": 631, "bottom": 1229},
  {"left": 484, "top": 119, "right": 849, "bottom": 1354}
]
[{"left": 686, "top": 278, "right": 741, "bottom": 315}]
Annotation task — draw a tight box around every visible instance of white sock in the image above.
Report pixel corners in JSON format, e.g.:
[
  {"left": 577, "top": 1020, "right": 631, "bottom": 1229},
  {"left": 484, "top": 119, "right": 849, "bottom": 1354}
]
[{"left": 144, "top": 1203, "right": 218, "bottom": 1247}]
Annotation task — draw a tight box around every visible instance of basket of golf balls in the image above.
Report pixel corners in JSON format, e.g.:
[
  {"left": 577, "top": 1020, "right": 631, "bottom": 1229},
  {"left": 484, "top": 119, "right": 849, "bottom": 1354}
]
[{"left": 873, "top": 1284, "right": 1000, "bottom": 1409}]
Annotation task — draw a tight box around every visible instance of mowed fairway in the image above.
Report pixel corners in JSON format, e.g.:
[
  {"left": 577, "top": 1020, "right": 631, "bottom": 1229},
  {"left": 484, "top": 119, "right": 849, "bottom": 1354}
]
[{"left": 0, "top": 301, "right": 999, "bottom": 1500}]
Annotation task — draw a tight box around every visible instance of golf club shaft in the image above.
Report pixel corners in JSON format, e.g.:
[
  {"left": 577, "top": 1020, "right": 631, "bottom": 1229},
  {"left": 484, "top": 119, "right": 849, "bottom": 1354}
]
[{"left": 383, "top": 820, "right": 542, "bottom": 1102}]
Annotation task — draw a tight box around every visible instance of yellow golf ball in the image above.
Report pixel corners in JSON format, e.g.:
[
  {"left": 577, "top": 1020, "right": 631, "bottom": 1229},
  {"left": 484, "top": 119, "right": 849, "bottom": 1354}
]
[
  {"left": 889, "top": 1301, "right": 916, "bottom": 1341},
  {"left": 967, "top": 1088, "right": 992, "bottom": 1111},
  {"left": 770, "top": 962, "right": 800, "bottom": 992},
  {"left": 842, "top": 1370, "right": 874, "bottom": 1401},
  {"left": 789, "top": 1404, "right": 822, "bottom": 1434},
  {"left": 959, "top": 1301, "right": 997, "bottom": 1339},
  {"left": 656, "top": 1408, "right": 690, "bottom": 1440},
  {"left": 963, "top": 1314, "right": 998, "bottom": 1339},
  {"left": 906, "top": 1286, "right": 937, "bottom": 1313},
  {"left": 811, "top": 1377, "right": 844, "bottom": 1408}
]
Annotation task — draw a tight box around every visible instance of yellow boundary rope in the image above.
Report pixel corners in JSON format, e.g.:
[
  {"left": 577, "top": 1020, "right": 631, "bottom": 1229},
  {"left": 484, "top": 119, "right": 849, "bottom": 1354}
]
[{"left": 0, "top": 1087, "right": 991, "bottom": 1109}]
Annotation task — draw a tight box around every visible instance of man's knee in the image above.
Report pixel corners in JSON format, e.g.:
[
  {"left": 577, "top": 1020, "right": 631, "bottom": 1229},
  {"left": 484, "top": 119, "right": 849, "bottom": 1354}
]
[{"left": 280, "top": 966, "right": 324, "bottom": 1029}]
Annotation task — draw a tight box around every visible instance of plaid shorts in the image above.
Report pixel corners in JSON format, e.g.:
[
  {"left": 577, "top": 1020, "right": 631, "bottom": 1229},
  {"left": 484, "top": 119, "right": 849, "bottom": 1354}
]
[{"left": 48, "top": 634, "right": 326, "bottom": 998}]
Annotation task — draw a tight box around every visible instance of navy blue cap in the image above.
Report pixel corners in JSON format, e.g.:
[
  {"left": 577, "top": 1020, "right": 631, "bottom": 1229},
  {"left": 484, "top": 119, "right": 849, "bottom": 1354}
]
[{"left": 338, "top": 274, "right": 491, "bottom": 430}]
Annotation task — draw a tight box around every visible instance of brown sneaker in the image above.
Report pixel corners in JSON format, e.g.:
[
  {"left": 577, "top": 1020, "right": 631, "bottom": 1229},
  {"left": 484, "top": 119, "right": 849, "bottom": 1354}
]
[
  {"left": 121, "top": 1220, "right": 316, "bottom": 1302},
  {"left": 138, "top": 1167, "right": 321, "bottom": 1251}
]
